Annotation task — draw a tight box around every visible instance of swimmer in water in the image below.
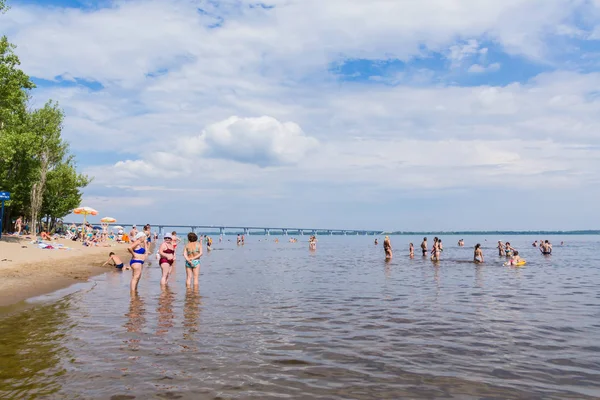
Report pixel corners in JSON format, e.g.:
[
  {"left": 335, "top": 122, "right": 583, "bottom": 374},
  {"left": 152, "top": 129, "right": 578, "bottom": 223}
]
[
  {"left": 532, "top": 240, "right": 538, "bottom": 247},
  {"left": 421, "top": 237, "right": 428, "bottom": 256},
  {"left": 458, "top": 239, "right": 464, "bottom": 247},
  {"left": 505, "top": 242, "right": 513, "bottom": 257},
  {"left": 158, "top": 233, "right": 175, "bottom": 286},
  {"left": 409, "top": 243, "right": 414, "bottom": 258},
  {"left": 309, "top": 235, "right": 317, "bottom": 250},
  {"left": 102, "top": 252, "right": 125, "bottom": 270},
  {"left": 383, "top": 236, "right": 393, "bottom": 259},
  {"left": 474, "top": 243, "right": 484, "bottom": 263},
  {"left": 431, "top": 237, "right": 440, "bottom": 261},
  {"left": 540, "top": 240, "right": 552, "bottom": 255},
  {"left": 374, "top": 238, "right": 378, "bottom": 245},
  {"left": 497, "top": 241, "right": 505, "bottom": 256},
  {"left": 183, "top": 232, "right": 202, "bottom": 288},
  {"left": 128, "top": 232, "right": 147, "bottom": 291},
  {"left": 507, "top": 250, "right": 524, "bottom": 266}
]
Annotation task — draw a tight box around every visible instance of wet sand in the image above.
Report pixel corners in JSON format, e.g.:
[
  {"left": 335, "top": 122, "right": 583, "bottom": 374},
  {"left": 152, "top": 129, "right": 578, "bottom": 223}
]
[{"left": 0, "top": 236, "right": 131, "bottom": 307}]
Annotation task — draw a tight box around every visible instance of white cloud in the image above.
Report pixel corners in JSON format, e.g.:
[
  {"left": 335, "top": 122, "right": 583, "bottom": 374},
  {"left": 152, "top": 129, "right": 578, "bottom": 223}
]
[
  {"left": 198, "top": 116, "right": 318, "bottom": 167},
  {"left": 468, "top": 62, "right": 501, "bottom": 73},
  {"left": 3, "top": 0, "right": 600, "bottom": 229}
]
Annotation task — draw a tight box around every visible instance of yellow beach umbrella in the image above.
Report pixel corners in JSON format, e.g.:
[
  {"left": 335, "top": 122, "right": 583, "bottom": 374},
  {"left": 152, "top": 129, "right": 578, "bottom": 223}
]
[
  {"left": 73, "top": 206, "right": 98, "bottom": 224},
  {"left": 100, "top": 217, "right": 117, "bottom": 223}
]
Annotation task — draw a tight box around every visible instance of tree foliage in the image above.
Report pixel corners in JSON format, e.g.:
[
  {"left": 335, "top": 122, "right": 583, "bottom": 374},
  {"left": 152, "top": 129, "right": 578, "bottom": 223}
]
[{"left": 0, "top": 3, "right": 90, "bottom": 234}]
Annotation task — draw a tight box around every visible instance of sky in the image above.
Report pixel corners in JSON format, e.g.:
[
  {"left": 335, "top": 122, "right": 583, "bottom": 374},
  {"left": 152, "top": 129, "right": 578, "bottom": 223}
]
[{"left": 2, "top": 0, "right": 600, "bottom": 231}]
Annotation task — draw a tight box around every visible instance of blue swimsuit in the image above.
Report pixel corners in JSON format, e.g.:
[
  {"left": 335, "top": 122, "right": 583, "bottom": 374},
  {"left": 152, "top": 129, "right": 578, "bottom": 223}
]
[{"left": 130, "top": 246, "right": 146, "bottom": 266}]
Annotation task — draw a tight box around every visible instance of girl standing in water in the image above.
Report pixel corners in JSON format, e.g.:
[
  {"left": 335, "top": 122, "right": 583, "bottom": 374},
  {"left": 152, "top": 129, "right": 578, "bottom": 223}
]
[
  {"left": 309, "top": 236, "right": 317, "bottom": 250},
  {"left": 158, "top": 233, "right": 175, "bottom": 286},
  {"left": 505, "top": 242, "right": 514, "bottom": 257},
  {"left": 384, "top": 236, "right": 393, "bottom": 259},
  {"left": 184, "top": 232, "right": 203, "bottom": 288},
  {"left": 409, "top": 243, "right": 414, "bottom": 258},
  {"left": 497, "top": 241, "right": 505, "bottom": 256},
  {"left": 128, "top": 232, "right": 148, "bottom": 291},
  {"left": 431, "top": 237, "right": 440, "bottom": 261},
  {"left": 474, "top": 243, "right": 484, "bottom": 263}
]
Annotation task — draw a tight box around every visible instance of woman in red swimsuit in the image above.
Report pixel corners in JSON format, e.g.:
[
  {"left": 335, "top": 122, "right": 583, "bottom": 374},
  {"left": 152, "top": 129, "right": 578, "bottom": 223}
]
[{"left": 158, "top": 232, "right": 175, "bottom": 286}]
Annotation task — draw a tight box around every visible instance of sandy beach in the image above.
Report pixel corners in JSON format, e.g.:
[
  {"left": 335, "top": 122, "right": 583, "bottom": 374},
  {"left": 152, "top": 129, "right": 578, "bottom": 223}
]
[{"left": 0, "top": 236, "right": 132, "bottom": 307}]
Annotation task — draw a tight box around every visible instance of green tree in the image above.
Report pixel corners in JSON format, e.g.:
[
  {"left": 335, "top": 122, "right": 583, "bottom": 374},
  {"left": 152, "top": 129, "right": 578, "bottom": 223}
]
[
  {"left": 0, "top": 3, "right": 90, "bottom": 235},
  {"left": 42, "top": 157, "right": 91, "bottom": 231},
  {"left": 28, "top": 101, "right": 68, "bottom": 235}
]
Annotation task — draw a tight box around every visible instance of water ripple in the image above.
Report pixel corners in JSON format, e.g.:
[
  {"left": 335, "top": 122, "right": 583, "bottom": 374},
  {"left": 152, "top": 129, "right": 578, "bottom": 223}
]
[{"left": 1, "top": 235, "right": 600, "bottom": 399}]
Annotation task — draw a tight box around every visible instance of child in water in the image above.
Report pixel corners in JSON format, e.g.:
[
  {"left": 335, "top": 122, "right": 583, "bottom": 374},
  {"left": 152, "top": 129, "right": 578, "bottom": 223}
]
[
  {"left": 507, "top": 250, "right": 525, "bottom": 266},
  {"left": 409, "top": 243, "right": 414, "bottom": 258},
  {"left": 102, "top": 252, "right": 125, "bottom": 269}
]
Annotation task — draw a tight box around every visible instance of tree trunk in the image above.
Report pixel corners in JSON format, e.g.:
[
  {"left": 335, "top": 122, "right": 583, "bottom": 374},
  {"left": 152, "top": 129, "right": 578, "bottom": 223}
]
[{"left": 30, "top": 154, "right": 49, "bottom": 236}]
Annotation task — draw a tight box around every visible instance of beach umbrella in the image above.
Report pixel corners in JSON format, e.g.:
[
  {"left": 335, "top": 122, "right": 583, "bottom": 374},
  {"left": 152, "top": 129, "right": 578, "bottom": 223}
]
[
  {"left": 73, "top": 206, "right": 98, "bottom": 224},
  {"left": 113, "top": 225, "right": 124, "bottom": 230},
  {"left": 100, "top": 217, "right": 117, "bottom": 223}
]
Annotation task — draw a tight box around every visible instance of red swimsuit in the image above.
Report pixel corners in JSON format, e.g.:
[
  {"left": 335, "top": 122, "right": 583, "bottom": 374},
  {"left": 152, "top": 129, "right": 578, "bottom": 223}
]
[{"left": 159, "top": 247, "right": 175, "bottom": 266}]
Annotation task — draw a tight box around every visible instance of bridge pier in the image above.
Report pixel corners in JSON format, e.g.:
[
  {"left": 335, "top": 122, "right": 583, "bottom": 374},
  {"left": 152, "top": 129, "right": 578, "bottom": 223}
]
[
  {"left": 219, "top": 227, "right": 224, "bottom": 235},
  {"left": 299, "top": 230, "right": 304, "bottom": 236},
  {"left": 265, "top": 228, "right": 270, "bottom": 236},
  {"left": 191, "top": 226, "right": 196, "bottom": 233},
  {"left": 283, "top": 229, "right": 288, "bottom": 236},
  {"left": 158, "top": 226, "right": 164, "bottom": 234},
  {"left": 243, "top": 228, "right": 249, "bottom": 236}
]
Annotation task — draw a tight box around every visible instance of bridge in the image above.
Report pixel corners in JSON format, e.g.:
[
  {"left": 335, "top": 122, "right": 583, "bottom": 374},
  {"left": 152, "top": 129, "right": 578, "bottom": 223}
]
[{"left": 68, "top": 222, "right": 383, "bottom": 236}]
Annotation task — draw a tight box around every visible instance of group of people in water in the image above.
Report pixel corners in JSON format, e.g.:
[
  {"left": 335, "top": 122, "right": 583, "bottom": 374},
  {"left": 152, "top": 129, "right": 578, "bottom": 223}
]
[
  {"left": 379, "top": 236, "right": 558, "bottom": 266},
  {"left": 101, "top": 223, "right": 562, "bottom": 292},
  {"left": 104, "top": 226, "right": 213, "bottom": 291}
]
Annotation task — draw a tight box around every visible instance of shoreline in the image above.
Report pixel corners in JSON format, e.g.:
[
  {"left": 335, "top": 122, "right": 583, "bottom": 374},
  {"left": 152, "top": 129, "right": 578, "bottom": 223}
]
[{"left": 0, "top": 237, "right": 131, "bottom": 308}]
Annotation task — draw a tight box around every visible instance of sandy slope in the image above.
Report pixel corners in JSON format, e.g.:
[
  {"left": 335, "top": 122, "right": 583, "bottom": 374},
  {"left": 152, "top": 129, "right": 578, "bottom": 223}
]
[{"left": 0, "top": 236, "right": 132, "bottom": 307}]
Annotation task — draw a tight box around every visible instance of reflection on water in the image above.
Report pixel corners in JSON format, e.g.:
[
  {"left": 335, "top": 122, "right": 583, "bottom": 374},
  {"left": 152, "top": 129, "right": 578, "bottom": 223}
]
[
  {"left": 0, "top": 301, "right": 70, "bottom": 399},
  {"left": 0, "top": 235, "right": 600, "bottom": 399},
  {"left": 156, "top": 287, "right": 175, "bottom": 336},
  {"left": 183, "top": 288, "right": 202, "bottom": 341}
]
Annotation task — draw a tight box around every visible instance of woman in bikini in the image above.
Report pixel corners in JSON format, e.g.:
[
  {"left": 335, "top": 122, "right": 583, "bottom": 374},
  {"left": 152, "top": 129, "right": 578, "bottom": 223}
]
[
  {"left": 383, "top": 236, "right": 393, "bottom": 259},
  {"left": 184, "top": 232, "right": 203, "bottom": 288},
  {"left": 128, "top": 232, "right": 148, "bottom": 291},
  {"left": 431, "top": 237, "right": 440, "bottom": 261},
  {"left": 474, "top": 243, "right": 484, "bottom": 263},
  {"left": 505, "top": 242, "right": 513, "bottom": 257},
  {"left": 158, "top": 233, "right": 176, "bottom": 286}
]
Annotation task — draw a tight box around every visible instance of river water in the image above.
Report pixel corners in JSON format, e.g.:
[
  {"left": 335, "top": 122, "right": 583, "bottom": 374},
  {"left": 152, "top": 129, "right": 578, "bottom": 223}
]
[{"left": 1, "top": 235, "right": 599, "bottom": 399}]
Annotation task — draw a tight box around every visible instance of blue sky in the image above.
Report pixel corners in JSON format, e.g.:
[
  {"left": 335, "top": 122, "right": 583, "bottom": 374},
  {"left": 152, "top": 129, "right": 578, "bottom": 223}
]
[{"left": 2, "top": 0, "right": 600, "bottom": 230}]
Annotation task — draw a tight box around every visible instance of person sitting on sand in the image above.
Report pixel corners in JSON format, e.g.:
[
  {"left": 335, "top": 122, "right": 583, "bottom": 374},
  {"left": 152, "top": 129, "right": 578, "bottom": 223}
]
[
  {"left": 102, "top": 252, "right": 126, "bottom": 269},
  {"left": 474, "top": 243, "right": 484, "bottom": 263},
  {"left": 40, "top": 231, "right": 53, "bottom": 241},
  {"left": 383, "top": 236, "right": 393, "bottom": 259}
]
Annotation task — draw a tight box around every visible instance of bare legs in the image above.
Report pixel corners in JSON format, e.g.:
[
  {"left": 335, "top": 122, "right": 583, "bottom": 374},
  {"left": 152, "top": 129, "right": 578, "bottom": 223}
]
[
  {"left": 186, "top": 266, "right": 200, "bottom": 288},
  {"left": 130, "top": 264, "right": 143, "bottom": 292},
  {"left": 160, "top": 262, "right": 172, "bottom": 286}
]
